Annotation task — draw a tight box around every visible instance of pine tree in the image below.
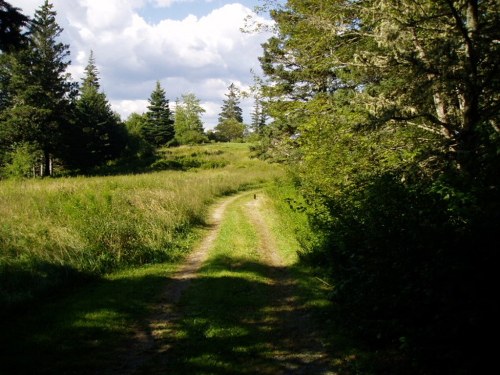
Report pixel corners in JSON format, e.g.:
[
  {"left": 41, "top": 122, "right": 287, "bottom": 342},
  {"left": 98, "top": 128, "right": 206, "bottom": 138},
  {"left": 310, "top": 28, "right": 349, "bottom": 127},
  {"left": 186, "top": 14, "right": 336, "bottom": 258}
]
[
  {"left": 142, "top": 81, "right": 174, "bottom": 147},
  {"left": 1, "top": 0, "right": 75, "bottom": 176},
  {"left": 67, "top": 51, "right": 126, "bottom": 170},
  {"left": 174, "top": 93, "right": 207, "bottom": 144}
]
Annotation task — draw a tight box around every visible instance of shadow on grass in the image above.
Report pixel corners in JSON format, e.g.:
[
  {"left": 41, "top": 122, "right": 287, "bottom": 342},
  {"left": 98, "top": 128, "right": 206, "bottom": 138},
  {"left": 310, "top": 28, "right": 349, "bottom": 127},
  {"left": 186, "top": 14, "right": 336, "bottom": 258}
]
[
  {"left": 0, "top": 267, "right": 172, "bottom": 374},
  {"left": 131, "top": 256, "right": 360, "bottom": 375},
  {"left": 0, "top": 257, "right": 362, "bottom": 375}
]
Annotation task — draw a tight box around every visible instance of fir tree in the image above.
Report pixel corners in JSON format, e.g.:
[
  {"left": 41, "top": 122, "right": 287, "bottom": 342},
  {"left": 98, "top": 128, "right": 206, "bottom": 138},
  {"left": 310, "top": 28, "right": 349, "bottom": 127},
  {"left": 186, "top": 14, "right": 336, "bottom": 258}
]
[
  {"left": 142, "top": 81, "right": 174, "bottom": 147},
  {"left": 250, "top": 96, "right": 266, "bottom": 135},
  {"left": 0, "top": 0, "right": 29, "bottom": 52}
]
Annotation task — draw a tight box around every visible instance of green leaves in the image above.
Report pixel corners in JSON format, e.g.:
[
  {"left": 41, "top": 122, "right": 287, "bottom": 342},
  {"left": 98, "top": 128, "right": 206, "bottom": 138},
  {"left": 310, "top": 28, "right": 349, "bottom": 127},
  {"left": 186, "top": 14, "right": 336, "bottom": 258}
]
[
  {"left": 257, "top": 1, "right": 500, "bottom": 372},
  {"left": 174, "top": 92, "right": 207, "bottom": 145}
]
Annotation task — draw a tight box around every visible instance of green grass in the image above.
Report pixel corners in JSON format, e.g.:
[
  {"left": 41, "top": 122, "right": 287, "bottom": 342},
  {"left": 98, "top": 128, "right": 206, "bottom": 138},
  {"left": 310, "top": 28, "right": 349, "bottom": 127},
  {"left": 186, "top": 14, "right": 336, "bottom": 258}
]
[
  {"left": 0, "top": 182, "right": 370, "bottom": 374},
  {"left": 0, "top": 263, "right": 177, "bottom": 374},
  {"left": 0, "top": 143, "right": 283, "bottom": 309},
  {"left": 133, "top": 190, "right": 361, "bottom": 374}
]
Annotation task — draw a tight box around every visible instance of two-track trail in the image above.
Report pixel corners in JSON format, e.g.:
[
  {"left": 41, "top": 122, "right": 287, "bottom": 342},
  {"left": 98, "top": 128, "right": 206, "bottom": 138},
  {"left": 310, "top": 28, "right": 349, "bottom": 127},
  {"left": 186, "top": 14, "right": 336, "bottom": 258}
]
[{"left": 114, "top": 191, "right": 335, "bottom": 374}]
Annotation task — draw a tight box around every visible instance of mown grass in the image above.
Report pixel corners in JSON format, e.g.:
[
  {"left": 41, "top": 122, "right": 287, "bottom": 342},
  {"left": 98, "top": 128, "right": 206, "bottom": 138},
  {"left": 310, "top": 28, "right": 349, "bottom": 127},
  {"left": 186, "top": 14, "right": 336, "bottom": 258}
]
[
  {"left": 133, "top": 190, "right": 362, "bottom": 374},
  {"left": 0, "top": 143, "right": 283, "bottom": 309}
]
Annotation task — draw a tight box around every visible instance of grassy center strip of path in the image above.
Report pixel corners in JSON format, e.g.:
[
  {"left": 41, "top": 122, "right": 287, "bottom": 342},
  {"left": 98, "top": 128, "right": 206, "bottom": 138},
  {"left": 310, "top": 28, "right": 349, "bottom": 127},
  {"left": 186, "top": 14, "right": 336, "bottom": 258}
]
[{"left": 134, "top": 191, "right": 355, "bottom": 374}]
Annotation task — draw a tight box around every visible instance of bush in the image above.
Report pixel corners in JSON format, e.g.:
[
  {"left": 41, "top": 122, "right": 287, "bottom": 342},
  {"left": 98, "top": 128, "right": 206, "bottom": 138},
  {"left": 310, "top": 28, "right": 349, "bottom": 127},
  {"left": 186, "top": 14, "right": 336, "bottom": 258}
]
[{"left": 1, "top": 143, "right": 40, "bottom": 179}]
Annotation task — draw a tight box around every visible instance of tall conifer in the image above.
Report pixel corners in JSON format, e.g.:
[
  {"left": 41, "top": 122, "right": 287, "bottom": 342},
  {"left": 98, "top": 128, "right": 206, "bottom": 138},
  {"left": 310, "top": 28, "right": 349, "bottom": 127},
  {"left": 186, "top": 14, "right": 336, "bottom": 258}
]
[
  {"left": 68, "top": 51, "right": 126, "bottom": 170},
  {"left": 2, "top": 0, "right": 75, "bottom": 176},
  {"left": 142, "top": 81, "right": 174, "bottom": 147}
]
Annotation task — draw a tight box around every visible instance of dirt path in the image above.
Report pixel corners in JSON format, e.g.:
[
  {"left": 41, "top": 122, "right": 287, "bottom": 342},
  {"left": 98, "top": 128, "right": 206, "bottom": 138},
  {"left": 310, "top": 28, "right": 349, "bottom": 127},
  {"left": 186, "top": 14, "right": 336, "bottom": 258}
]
[
  {"left": 244, "top": 195, "right": 333, "bottom": 374},
  {"left": 114, "top": 191, "right": 334, "bottom": 374},
  {"left": 113, "top": 193, "right": 244, "bottom": 374}
]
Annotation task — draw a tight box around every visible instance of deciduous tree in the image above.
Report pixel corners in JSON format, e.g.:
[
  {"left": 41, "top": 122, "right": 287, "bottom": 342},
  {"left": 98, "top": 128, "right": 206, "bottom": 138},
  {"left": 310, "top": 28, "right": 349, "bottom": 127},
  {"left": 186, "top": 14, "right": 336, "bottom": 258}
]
[{"left": 174, "top": 93, "right": 207, "bottom": 144}]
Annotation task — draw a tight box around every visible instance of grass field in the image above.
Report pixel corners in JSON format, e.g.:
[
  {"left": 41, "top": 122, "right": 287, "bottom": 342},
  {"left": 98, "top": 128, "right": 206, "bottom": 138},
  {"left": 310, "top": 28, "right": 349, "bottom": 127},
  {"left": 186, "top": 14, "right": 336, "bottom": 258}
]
[
  {"left": 0, "top": 143, "right": 283, "bottom": 309},
  {"left": 0, "top": 188, "right": 362, "bottom": 374}
]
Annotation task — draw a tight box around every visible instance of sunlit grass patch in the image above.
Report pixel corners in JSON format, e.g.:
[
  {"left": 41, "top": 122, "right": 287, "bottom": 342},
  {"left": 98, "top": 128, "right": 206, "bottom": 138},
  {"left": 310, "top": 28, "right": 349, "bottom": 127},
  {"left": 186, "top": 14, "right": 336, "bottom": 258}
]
[{"left": 0, "top": 144, "right": 283, "bottom": 308}]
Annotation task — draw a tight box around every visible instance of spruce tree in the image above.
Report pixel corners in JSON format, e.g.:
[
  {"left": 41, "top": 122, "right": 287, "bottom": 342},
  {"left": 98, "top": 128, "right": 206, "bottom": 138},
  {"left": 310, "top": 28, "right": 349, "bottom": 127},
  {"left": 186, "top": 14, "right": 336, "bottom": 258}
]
[
  {"left": 68, "top": 51, "right": 126, "bottom": 170},
  {"left": 0, "top": 0, "right": 29, "bottom": 52},
  {"left": 142, "top": 81, "right": 174, "bottom": 147},
  {"left": 2, "top": 0, "right": 75, "bottom": 176},
  {"left": 250, "top": 96, "right": 266, "bottom": 135},
  {"left": 215, "top": 83, "right": 245, "bottom": 142},
  {"left": 217, "top": 83, "right": 243, "bottom": 124}
]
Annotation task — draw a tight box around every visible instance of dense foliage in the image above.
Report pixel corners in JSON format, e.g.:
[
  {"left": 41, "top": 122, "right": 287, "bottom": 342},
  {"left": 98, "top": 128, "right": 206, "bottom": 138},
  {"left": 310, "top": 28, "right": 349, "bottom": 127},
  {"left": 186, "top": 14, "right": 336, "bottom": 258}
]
[
  {"left": 174, "top": 93, "right": 207, "bottom": 145},
  {"left": 66, "top": 52, "right": 127, "bottom": 171},
  {"left": 0, "top": 0, "right": 29, "bottom": 51},
  {"left": 142, "top": 81, "right": 175, "bottom": 147},
  {"left": 0, "top": 0, "right": 76, "bottom": 176},
  {"left": 257, "top": 1, "right": 499, "bottom": 373}
]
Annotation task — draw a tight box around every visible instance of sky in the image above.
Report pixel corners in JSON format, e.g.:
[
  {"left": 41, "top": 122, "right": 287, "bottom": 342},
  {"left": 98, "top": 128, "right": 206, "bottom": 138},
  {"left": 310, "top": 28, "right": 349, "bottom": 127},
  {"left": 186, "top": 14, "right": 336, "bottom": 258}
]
[{"left": 13, "top": 0, "right": 275, "bottom": 129}]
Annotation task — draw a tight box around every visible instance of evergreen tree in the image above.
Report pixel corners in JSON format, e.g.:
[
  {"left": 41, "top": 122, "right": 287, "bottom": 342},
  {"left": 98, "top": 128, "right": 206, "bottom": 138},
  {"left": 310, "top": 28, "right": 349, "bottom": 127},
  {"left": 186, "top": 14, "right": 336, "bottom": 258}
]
[
  {"left": 142, "top": 81, "right": 174, "bottom": 147},
  {"left": 0, "top": 0, "right": 29, "bottom": 52},
  {"left": 1, "top": 0, "right": 75, "bottom": 176},
  {"left": 215, "top": 83, "right": 245, "bottom": 141},
  {"left": 174, "top": 93, "right": 207, "bottom": 144},
  {"left": 250, "top": 95, "right": 266, "bottom": 135},
  {"left": 67, "top": 51, "right": 126, "bottom": 170},
  {"left": 217, "top": 83, "right": 243, "bottom": 124}
]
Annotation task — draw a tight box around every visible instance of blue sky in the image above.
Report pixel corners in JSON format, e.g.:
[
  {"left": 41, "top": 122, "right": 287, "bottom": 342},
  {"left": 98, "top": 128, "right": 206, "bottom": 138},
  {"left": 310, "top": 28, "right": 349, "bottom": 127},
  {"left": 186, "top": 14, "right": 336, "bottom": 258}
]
[
  {"left": 14, "top": 0, "right": 274, "bottom": 128},
  {"left": 139, "top": 0, "right": 262, "bottom": 22}
]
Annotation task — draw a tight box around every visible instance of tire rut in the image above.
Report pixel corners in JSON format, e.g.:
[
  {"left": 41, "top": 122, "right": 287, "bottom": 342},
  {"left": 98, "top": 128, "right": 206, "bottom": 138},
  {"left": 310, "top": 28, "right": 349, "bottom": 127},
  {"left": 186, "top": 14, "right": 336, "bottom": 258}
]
[
  {"left": 244, "top": 195, "right": 334, "bottom": 374},
  {"left": 111, "top": 193, "right": 244, "bottom": 374}
]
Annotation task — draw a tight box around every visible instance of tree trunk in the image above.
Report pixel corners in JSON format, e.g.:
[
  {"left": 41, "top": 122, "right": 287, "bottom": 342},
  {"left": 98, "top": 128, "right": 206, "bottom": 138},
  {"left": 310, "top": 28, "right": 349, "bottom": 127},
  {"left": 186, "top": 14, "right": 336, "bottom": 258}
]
[{"left": 42, "top": 149, "right": 51, "bottom": 177}]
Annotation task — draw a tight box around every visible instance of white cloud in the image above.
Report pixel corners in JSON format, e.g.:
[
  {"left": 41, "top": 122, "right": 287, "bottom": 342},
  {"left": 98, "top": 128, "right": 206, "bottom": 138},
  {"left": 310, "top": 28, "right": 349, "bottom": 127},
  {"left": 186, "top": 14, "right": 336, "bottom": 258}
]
[
  {"left": 11, "top": 0, "right": 273, "bottom": 128},
  {"left": 111, "top": 100, "right": 150, "bottom": 119}
]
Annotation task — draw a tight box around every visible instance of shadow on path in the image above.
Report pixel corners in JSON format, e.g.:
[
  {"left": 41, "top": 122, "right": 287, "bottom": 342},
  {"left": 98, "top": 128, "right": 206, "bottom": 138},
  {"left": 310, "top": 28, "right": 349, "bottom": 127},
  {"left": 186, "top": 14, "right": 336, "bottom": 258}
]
[{"left": 128, "top": 255, "right": 347, "bottom": 375}]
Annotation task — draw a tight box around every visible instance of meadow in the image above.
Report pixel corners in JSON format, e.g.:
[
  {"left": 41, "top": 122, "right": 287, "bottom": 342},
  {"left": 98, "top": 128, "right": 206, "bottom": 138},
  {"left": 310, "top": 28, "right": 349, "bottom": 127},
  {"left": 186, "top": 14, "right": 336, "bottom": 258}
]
[{"left": 0, "top": 143, "right": 283, "bottom": 309}]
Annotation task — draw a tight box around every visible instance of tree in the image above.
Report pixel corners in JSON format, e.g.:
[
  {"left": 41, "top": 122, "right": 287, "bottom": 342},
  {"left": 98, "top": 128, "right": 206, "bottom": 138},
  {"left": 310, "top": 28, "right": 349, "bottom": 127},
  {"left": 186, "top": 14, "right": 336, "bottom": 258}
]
[
  {"left": 0, "top": 0, "right": 29, "bottom": 51},
  {"left": 250, "top": 95, "right": 267, "bottom": 135},
  {"left": 174, "top": 93, "right": 207, "bottom": 144},
  {"left": 66, "top": 51, "right": 127, "bottom": 170},
  {"left": 213, "top": 118, "right": 246, "bottom": 142},
  {"left": 215, "top": 83, "right": 245, "bottom": 142},
  {"left": 1, "top": 0, "right": 75, "bottom": 176},
  {"left": 142, "top": 81, "right": 174, "bottom": 147},
  {"left": 124, "top": 112, "right": 153, "bottom": 157},
  {"left": 258, "top": 1, "right": 500, "bottom": 372},
  {"left": 218, "top": 83, "right": 243, "bottom": 124}
]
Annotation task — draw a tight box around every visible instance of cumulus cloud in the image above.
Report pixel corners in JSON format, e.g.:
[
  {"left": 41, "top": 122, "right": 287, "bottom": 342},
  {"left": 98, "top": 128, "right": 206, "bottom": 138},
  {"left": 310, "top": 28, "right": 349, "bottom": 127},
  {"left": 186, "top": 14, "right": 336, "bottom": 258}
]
[{"left": 13, "top": 0, "right": 272, "bottom": 128}]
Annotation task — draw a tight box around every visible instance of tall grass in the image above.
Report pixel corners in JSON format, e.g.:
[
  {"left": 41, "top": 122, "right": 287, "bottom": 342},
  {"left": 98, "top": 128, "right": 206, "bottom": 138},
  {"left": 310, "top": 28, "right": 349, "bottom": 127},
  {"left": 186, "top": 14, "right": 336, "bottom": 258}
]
[{"left": 0, "top": 143, "right": 283, "bottom": 308}]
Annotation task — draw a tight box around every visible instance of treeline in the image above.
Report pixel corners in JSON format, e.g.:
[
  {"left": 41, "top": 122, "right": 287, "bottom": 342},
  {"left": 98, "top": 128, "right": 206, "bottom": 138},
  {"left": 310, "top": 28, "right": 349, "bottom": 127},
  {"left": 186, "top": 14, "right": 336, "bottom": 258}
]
[
  {"left": 256, "top": 1, "right": 499, "bottom": 374},
  {"left": 0, "top": 1, "right": 256, "bottom": 178}
]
